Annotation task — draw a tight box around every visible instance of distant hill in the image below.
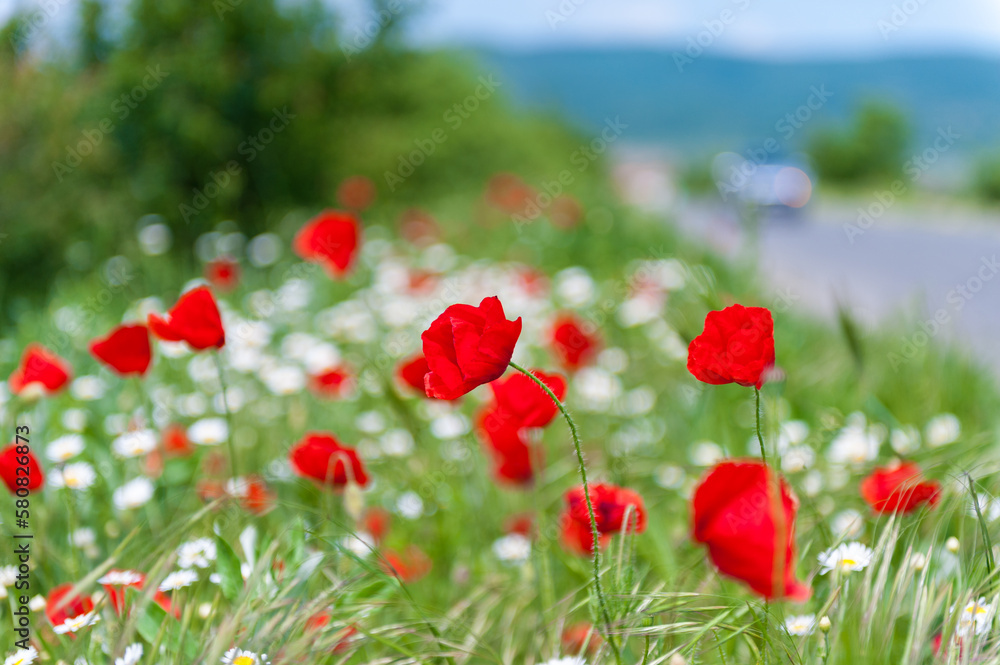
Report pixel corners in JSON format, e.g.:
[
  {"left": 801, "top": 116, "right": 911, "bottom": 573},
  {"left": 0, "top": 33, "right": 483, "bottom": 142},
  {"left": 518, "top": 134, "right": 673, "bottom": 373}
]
[{"left": 471, "top": 48, "right": 1000, "bottom": 161}]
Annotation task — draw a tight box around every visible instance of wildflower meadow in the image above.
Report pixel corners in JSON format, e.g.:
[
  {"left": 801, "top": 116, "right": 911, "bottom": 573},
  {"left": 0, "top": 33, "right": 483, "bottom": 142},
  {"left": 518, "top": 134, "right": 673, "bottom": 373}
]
[{"left": 5, "top": 2, "right": 1000, "bottom": 665}]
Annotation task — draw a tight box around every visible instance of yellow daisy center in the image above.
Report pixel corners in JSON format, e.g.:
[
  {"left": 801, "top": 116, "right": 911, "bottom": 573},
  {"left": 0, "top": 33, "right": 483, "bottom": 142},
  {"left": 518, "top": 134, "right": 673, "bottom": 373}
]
[
  {"left": 233, "top": 657, "right": 254, "bottom": 665},
  {"left": 841, "top": 559, "right": 856, "bottom": 566}
]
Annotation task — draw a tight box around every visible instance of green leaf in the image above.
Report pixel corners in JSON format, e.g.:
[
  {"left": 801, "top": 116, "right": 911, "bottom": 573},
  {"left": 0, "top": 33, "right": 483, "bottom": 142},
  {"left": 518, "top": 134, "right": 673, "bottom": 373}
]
[
  {"left": 136, "top": 598, "right": 198, "bottom": 661},
  {"left": 215, "top": 534, "right": 243, "bottom": 601}
]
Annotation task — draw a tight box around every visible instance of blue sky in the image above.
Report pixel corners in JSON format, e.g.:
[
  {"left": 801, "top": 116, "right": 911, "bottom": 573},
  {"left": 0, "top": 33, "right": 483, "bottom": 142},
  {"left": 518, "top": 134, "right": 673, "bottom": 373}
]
[
  {"left": 334, "top": 0, "right": 1000, "bottom": 58},
  {"left": 2, "top": 0, "right": 999, "bottom": 59}
]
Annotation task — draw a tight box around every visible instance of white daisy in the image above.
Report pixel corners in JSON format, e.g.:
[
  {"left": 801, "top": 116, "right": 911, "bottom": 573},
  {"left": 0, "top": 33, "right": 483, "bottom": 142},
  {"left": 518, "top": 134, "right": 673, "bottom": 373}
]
[
  {"left": 188, "top": 418, "right": 229, "bottom": 446},
  {"left": 71, "top": 528, "right": 96, "bottom": 548},
  {"left": 340, "top": 532, "right": 375, "bottom": 558},
  {"left": 690, "top": 441, "right": 724, "bottom": 466},
  {"left": 831, "top": 510, "right": 864, "bottom": 540},
  {"left": 46, "top": 434, "right": 85, "bottom": 462},
  {"left": 396, "top": 492, "right": 424, "bottom": 519},
  {"left": 380, "top": 429, "right": 414, "bottom": 457},
  {"left": 492, "top": 534, "right": 532, "bottom": 565},
  {"left": 890, "top": 425, "right": 920, "bottom": 454},
  {"left": 818, "top": 542, "right": 875, "bottom": 575},
  {"left": 538, "top": 658, "right": 586, "bottom": 665},
  {"left": 61, "top": 408, "right": 88, "bottom": 432},
  {"left": 71, "top": 376, "right": 106, "bottom": 401},
  {"left": 3, "top": 646, "right": 38, "bottom": 665},
  {"left": 53, "top": 611, "right": 100, "bottom": 634},
  {"left": 115, "top": 643, "right": 143, "bottom": 665},
  {"left": 781, "top": 446, "right": 815, "bottom": 473},
  {"left": 220, "top": 647, "right": 269, "bottom": 665},
  {"left": 430, "top": 413, "right": 469, "bottom": 440},
  {"left": 112, "top": 429, "right": 157, "bottom": 458},
  {"left": 926, "top": 414, "right": 960, "bottom": 447},
  {"left": 98, "top": 570, "right": 144, "bottom": 586},
  {"left": 954, "top": 597, "right": 994, "bottom": 637},
  {"left": 51, "top": 462, "right": 97, "bottom": 491},
  {"left": 260, "top": 364, "right": 306, "bottom": 396},
  {"left": 0, "top": 566, "right": 18, "bottom": 587},
  {"left": 554, "top": 266, "right": 595, "bottom": 306},
  {"left": 827, "top": 414, "right": 882, "bottom": 465},
  {"left": 785, "top": 614, "right": 816, "bottom": 636},
  {"left": 159, "top": 570, "right": 198, "bottom": 592},
  {"left": 177, "top": 538, "right": 217, "bottom": 569},
  {"left": 112, "top": 477, "right": 155, "bottom": 510}
]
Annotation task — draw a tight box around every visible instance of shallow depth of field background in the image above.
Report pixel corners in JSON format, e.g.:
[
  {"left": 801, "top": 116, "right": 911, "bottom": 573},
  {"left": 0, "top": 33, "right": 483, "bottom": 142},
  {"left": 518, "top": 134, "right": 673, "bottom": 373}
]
[{"left": 4, "top": 1, "right": 1000, "bottom": 664}]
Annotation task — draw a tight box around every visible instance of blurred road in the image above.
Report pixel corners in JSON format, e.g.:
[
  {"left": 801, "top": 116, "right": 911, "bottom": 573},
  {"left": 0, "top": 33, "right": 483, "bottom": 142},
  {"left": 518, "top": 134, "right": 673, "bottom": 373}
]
[{"left": 674, "top": 200, "right": 1000, "bottom": 372}]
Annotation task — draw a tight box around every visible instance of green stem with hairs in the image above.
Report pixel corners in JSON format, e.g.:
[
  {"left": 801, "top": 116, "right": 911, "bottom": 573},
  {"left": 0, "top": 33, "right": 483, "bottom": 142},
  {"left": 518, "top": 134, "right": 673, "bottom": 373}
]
[
  {"left": 213, "top": 351, "right": 238, "bottom": 479},
  {"left": 754, "top": 387, "right": 768, "bottom": 466},
  {"left": 509, "top": 361, "right": 623, "bottom": 665}
]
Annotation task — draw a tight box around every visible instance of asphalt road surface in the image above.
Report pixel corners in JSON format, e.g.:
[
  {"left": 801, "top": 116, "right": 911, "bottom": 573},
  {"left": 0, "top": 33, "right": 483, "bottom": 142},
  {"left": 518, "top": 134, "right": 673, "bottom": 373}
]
[{"left": 673, "top": 200, "right": 1000, "bottom": 372}]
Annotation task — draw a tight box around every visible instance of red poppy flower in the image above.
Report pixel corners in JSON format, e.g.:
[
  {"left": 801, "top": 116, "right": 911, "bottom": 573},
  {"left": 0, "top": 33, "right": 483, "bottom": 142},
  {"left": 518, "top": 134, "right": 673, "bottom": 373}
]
[
  {"left": 504, "top": 513, "right": 535, "bottom": 538},
  {"left": 396, "top": 355, "right": 430, "bottom": 394},
  {"left": 100, "top": 571, "right": 144, "bottom": 615},
  {"left": 100, "top": 571, "right": 177, "bottom": 618},
  {"left": 487, "top": 369, "right": 566, "bottom": 429},
  {"left": 305, "top": 613, "right": 358, "bottom": 652},
  {"left": 399, "top": 208, "right": 440, "bottom": 246},
  {"left": 308, "top": 367, "right": 354, "bottom": 400},
  {"left": 486, "top": 173, "right": 537, "bottom": 216},
  {"left": 148, "top": 286, "right": 226, "bottom": 351},
  {"left": 860, "top": 462, "right": 940, "bottom": 515},
  {"left": 361, "top": 507, "right": 392, "bottom": 544},
  {"left": 293, "top": 210, "right": 361, "bottom": 279},
  {"left": 9, "top": 344, "right": 71, "bottom": 396},
  {"left": 337, "top": 175, "right": 376, "bottom": 211},
  {"left": 692, "top": 460, "right": 810, "bottom": 601},
  {"left": 566, "top": 483, "right": 646, "bottom": 534},
  {"left": 560, "top": 512, "right": 611, "bottom": 556},
  {"left": 45, "top": 583, "right": 94, "bottom": 626},
  {"left": 477, "top": 416, "right": 537, "bottom": 486},
  {"left": 421, "top": 296, "right": 522, "bottom": 400},
  {"left": 550, "top": 315, "right": 600, "bottom": 371},
  {"left": 241, "top": 475, "right": 276, "bottom": 515},
  {"left": 549, "top": 195, "right": 584, "bottom": 229},
  {"left": 89, "top": 324, "right": 152, "bottom": 377},
  {"left": 562, "top": 622, "right": 602, "bottom": 656},
  {"left": 0, "top": 444, "right": 44, "bottom": 494},
  {"left": 289, "top": 432, "right": 369, "bottom": 488},
  {"left": 162, "top": 424, "right": 193, "bottom": 457},
  {"left": 205, "top": 256, "right": 241, "bottom": 292},
  {"left": 687, "top": 304, "right": 774, "bottom": 390},
  {"left": 380, "top": 546, "right": 431, "bottom": 582}
]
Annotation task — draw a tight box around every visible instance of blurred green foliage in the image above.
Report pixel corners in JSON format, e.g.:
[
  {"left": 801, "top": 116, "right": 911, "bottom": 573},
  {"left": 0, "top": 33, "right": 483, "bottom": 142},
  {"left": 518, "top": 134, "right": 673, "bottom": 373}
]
[
  {"left": 806, "top": 102, "right": 910, "bottom": 185},
  {"left": 973, "top": 157, "right": 1000, "bottom": 203},
  {"left": 0, "top": 0, "right": 600, "bottom": 323}
]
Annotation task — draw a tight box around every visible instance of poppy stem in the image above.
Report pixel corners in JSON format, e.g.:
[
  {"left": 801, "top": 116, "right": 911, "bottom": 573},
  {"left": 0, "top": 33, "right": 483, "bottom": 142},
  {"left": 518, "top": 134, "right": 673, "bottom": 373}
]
[
  {"left": 213, "top": 351, "right": 238, "bottom": 479},
  {"left": 754, "top": 387, "right": 768, "bottom": 466},
  {"left": 508, "top": 361, "right": 623, "bottom": 665}
]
